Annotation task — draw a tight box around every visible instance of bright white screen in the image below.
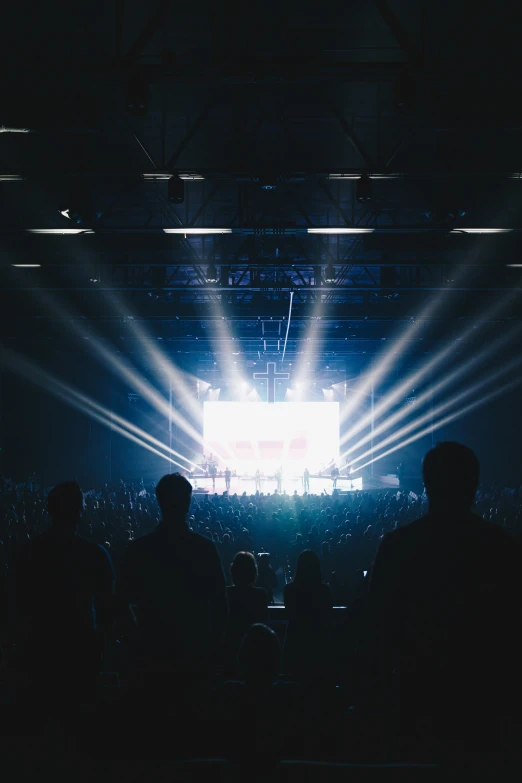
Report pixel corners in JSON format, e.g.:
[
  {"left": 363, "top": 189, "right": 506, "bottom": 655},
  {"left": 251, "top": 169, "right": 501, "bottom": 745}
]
[{"left": 204, "top": 402, "right": 339, "bottom": 475}]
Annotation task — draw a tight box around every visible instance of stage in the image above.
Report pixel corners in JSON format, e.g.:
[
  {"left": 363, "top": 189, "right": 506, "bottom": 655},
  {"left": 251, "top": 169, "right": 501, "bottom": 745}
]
[{"left": 190, "top": 473, "right": 367, "bottom": 495}]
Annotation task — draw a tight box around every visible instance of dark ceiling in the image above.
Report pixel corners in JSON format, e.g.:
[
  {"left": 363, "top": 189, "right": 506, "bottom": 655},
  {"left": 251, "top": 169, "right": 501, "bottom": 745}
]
[{"left": 2, "top": 0, "right": 522, "bottom": 365}]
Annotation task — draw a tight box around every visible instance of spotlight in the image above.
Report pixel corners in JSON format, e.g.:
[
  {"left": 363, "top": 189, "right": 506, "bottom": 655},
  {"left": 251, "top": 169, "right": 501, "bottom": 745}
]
[
  {"left": 356, "top": 174, "right": 372, "bottom": 203},
  {"left": 324, "top": 263, "right": 337, "bottom": 283},
  {"left": 205, "top": 263, "right": 219, "bottom": 283},
  {"left": 59, "top": 185, "right": 99, "bottom": 226},
  {"left": 59, "top": 206, "right": 85, "bottom": 225},
  {"left": 168, "top": 175, "right": 185, "bottom": 204}
]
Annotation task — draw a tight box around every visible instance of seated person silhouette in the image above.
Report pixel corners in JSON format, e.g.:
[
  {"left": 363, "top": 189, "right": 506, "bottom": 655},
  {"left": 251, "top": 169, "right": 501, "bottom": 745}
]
[
  {"left": 12, "top": 481, "right": 115, "bottom": 706},
  {"left": 224, "top": 624, "right": 296, "bottom": 768},
  {"left": 367, "top": 441, "right": 522, "bottom": 738},
  {"left": 224, "top": 552, "right": 268, "bottom": 674},
  {"left": 117, "top": 473, "right": 228, "bottom": 679}
]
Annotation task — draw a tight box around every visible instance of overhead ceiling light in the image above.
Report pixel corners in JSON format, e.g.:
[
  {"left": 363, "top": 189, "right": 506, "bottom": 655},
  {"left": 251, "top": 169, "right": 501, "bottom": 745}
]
[
  {"left": 356, "top": 174, "right": 372, "bottom": 203},
  {"left": 178, "top": 173, "right": 205, "bottom": 181},
  {"left": 205, "top": 263, "right": 219, "bottom": 283},
  {"left": 11, "top": 264, "right": 41, "bottom": 267},
  {"left": 141, "top": 173, "right": 172, "bottom": 181},
  {"left": 324, "top": 263, "right": 337, "bottom": 283},
  {"left": 308, "top": 228, "right": 375, "bottom": 234},
  {"left": 163, "top": 228, "right": 232, "bottom": 234},
  {"left": 0, "top": 126, "right": 33, "bottom": 134},
  {"left": 26, "top": 229, "right": 94, "bottom": 234}
]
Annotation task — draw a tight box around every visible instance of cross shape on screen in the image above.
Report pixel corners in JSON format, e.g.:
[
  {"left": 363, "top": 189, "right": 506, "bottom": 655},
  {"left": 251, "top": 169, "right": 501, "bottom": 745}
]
[{"left": 253, "top": 362, "right": 290, "bottom": 403}]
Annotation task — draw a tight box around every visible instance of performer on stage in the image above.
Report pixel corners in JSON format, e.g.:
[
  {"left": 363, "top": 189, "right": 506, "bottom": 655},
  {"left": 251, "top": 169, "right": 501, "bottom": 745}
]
[
  {"left": 255, "top": 469, "right": 261, "bottom": 492},
  {"left": 303, "top": 467, "right": 310, "bottom": 493},
  {"left": 224, "top": 466, "right": 231, "bottom": 492},
  {"left": 209, "top": 462, "right": 217, "bottom": 491},
  {"left": 275, "top": 466, "right": 283, "bottom": 493},
  {"left": 331, "top": 464, "right": 340, "bottom": 489}
]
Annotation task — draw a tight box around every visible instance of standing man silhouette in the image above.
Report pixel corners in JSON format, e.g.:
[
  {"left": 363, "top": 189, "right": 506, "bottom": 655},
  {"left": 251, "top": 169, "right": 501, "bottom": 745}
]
[
  {"left": 303, "top": 468, "right": 310, "bottom": 493},
  {"left": 367, "top": 442, "right": 522, "bottom": 740},
  {"left": 209, "top": 462, "right": 217, "bottom": 491},
  {"left": 13, "top": 481, "right": 115, "bottom": 706},
  {"left": 224, "top": 466, "right": 232, "bottom": 492},
  {"left": 275, "top": 466, "right": 283, "bottom": 493},
  {"left": 117, "top": 473, "right": 228, "bottom": 683}
]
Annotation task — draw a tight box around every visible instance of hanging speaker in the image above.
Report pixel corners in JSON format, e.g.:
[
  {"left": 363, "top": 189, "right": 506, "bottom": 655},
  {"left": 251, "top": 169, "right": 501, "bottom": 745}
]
[{"left": 168, "top": 176, "right": 185, "bottom": 204}]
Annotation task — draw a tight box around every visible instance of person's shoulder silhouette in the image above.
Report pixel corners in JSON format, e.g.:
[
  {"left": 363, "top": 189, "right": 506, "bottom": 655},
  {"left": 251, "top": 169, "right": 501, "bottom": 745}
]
[
  {"left": 117, "top": 473, "right": 228, "bottom": 667},
  {"left": 13, "top": 481, "right": 115, "bottom": 695},
  {"left": 368, "top": 442, "right": 522, "bottom": 721}
]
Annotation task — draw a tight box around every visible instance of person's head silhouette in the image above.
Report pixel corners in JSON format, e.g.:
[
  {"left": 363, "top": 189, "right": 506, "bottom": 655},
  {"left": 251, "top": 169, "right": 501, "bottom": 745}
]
[
  {"left": 239, "top": 623, "right": 281, "bottom": 685},
  {"left": 294, "top": 549, "right": 322, "bottom": 587},
  {"left": 422, "top": 441, "right": 479, "bottom": 514},
  {"left": 155, "top": 473, "right": 193, "bottom": 524},
  {"left": 230, "top": 551, "right": 258, "bottom": 588},
  {"left": 47, "top": 481, "right": 84, "bottom": 532}
]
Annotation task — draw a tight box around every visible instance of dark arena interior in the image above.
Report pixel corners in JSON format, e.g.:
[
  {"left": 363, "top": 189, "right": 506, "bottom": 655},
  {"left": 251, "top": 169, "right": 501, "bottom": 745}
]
[{"left": 1, "top": 1, "right": 522, "bottom": 778}]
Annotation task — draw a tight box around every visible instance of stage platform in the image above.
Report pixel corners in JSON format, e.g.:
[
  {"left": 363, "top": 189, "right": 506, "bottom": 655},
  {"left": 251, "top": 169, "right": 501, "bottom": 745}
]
[{"left": 189, "top": 474, "right": 399, "bottom": 495}]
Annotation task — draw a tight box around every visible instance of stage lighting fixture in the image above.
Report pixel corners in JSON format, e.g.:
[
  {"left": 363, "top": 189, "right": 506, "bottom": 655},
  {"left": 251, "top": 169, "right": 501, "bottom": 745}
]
[
  {"left": 126, "top": 71, "right": 148, "bottom": 116},
  {"left": 168, "top": 175, "right": 185, "bottom": 204},
  {"left": 59, "top": 206, "right": 85, "bottom": 225},
  {"left": 257, "top": 170, "right": 279, "bottom": 190},
  {"left": 356, "top": 174, "right": 372, "bottom": 203},
  {"left": 426, "top": 209, "right": 467, "bottom": 224},
  {"left": 205, "top": 264, "right": 219, "bottom": 283},
  {"left": 324, "top": 264, "right": 337, "bottom": 283},
  {"left": 394, "top": 67, "right": 416, "bottom": 113}
]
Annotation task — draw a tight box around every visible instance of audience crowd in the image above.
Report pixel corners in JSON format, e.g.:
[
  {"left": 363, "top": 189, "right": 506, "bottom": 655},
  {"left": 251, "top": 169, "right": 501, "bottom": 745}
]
[{"left": 0, "top": 443, "right": 521, "bottom": 766}]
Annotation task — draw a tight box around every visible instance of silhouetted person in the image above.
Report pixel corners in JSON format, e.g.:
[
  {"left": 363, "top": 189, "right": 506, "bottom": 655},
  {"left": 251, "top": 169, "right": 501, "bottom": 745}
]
[
  {"left": 224, "top": 624, "right": 295, "bottom": 772},
  {"left": 367, "top": 442, "right": 522, "bottom": 741},
  {"left": 283, "top": 550, "right": 332, "bottom": 677},
  {"left": 255, "top": 469, "right": 261, "bottom": 491},
  {"left": 117, "top": 473, "right": 228, "bottom": 679},
  {"left": 224, "top": 466, "right": 232, "bottom": 492},
  {"left": 275, "top": 467, "right": 282, "bottom": 493},
  {"left": 303, "top": 468, "right": 310, "bottom": 493},
  {"left": 224, "top": 551, "right": 268, "bottom": 673},
  {"left": 12, "top": 481, "right": 115, "bottom": 706},
  {"left": 256, "top": 553, "right": 278, "bottom": 604},
  {"left": 238, "top": 623, "right": 281, "bottom": 688}
]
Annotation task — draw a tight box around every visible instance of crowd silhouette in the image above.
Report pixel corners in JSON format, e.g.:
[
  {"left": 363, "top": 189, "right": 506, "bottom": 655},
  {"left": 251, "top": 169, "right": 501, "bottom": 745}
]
[{"left": 1, "top": 442, "right": 522, "bottom": 765}]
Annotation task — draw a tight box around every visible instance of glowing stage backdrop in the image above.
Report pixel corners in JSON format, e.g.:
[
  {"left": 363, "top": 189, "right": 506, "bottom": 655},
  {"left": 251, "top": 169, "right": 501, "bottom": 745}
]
[{"left": 204, "top": 402, "right": 339, "bottom": 475}]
